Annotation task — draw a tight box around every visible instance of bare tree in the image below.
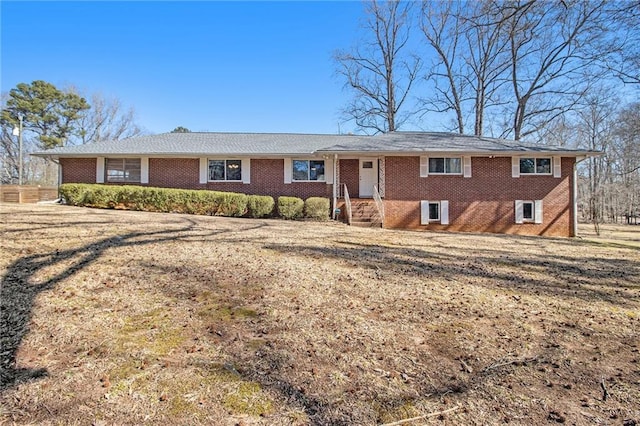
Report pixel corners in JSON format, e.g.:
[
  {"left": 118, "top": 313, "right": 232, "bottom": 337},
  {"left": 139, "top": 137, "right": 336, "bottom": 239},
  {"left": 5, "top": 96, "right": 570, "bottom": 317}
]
[
  {"left": 420, "top": 0, "right": 467, "bottom": 133},
  {"left": 601, "top": 1, "right": 640, "bottom": 85},
  {"left": 420, "top": 0, "right": 521, "bottom": 136},
  {"left": 1, "top": 85, "right": 143, "bottom": 185},
  {"left": 502, "top": 0, "right": 608, "bottom": 140},
  {"left": 0, "top": 92, "right": 38, "bottom": 184},
  {"left": 0, "top": 123, "right": 19, "bottom": 184},
  {"left": 74, "top": 92, "right": 142, "bottom": 144},
  {"left": 335, "top": 0, "right": 421, "bottom": 133},
  {"left": 576, "top": 93, "right": 617, "bottom": 232},
  {"left": 463, "top": 0, "right": 514, "bottom": 136},
  {"left": 612, "top": 103, "right": 640, "bottom": 220}
]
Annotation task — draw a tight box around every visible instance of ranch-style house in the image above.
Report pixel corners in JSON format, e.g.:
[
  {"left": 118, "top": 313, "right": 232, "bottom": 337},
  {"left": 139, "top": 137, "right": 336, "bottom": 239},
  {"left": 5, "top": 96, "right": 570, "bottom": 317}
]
[{"left": 33, "top": 131, "right": 598, "bottom": 237}]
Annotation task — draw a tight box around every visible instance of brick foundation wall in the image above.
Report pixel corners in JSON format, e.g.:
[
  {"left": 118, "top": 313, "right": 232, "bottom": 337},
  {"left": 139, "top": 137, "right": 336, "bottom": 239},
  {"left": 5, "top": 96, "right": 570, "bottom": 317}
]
[
  {"left": 60, "top": 158, "right": 97, "bottom": 184},
  {"left": 383, "top": 156, "right": 575, "bottom": 237}
]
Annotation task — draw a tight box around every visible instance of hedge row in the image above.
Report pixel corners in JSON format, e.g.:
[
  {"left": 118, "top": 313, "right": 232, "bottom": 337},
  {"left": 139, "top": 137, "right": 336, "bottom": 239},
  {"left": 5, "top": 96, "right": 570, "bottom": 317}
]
[{"left": 59, "top": 184, "right": 330, "bottom": 221}]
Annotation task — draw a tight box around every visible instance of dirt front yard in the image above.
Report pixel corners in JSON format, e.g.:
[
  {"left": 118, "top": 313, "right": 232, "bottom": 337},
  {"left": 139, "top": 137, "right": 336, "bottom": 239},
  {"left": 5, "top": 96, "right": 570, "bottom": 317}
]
[{"left": 1, "top": 203, "right": 639, "bottom": 425}]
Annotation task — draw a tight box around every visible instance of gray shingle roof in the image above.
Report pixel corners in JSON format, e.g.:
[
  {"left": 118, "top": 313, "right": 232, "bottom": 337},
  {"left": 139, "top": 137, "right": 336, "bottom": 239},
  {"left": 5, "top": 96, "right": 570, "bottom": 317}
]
[
  {"left": 318, "top": 132, "right": 591, "bottom": 155},
  {"left": 33, "top": 132, "right": 364, "bottom": 157},
  {"left": 32, "top": 131, "right": 598, "bottom": 158}
]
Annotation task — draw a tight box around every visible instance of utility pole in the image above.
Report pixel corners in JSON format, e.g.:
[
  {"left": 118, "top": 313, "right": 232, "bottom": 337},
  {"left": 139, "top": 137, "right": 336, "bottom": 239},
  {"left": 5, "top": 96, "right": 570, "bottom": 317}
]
[
  {"left": 12, "top": 114, "right": 24, "bottom": 185},
  {"left": 18, "top": 114, "right": 23, "bottom": 186}
]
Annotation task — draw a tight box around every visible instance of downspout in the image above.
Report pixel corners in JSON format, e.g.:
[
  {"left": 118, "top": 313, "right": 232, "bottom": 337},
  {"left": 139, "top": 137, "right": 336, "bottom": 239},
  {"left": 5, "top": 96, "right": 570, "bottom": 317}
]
[
  {"left": 573, "top": 156, "right": 587, "bottom": 237},
  {"left": 332, "top": 154, "right": 338, "bottom": 219}
]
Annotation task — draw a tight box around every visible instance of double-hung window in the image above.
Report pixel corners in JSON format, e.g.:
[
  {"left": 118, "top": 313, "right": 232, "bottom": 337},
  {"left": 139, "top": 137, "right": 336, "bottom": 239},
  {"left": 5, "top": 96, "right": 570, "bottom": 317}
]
[
  {"left": 428, "top": 157, "right": 462, "bottom": 174},
  {"left": 209, "top": 159, "right": 242, "bottom": 181},
  {"left": 292, "top": 159, "right": 325, "bottom": 181},
  {"left": 519, "top": 158, "right": 551, "bottom": 175},
  {"left": 515, "top": 200, "right": 543, "bottom": 224},
  {"left": 106, "top": 158, "right": 141, "bottom": 183}
]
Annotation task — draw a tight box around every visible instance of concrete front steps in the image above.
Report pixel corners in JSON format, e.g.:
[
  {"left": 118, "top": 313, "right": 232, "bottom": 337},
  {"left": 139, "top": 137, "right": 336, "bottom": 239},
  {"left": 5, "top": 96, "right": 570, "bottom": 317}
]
[{"left": 349, "top": 198, "right": 382, "bottom": 227}]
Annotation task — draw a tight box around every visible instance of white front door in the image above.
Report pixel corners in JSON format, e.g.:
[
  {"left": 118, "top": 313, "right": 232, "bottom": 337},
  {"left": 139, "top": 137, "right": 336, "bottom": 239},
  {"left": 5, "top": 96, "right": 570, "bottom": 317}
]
[{"left": 359, "top": 158, "right": 378, "bottom": 198}]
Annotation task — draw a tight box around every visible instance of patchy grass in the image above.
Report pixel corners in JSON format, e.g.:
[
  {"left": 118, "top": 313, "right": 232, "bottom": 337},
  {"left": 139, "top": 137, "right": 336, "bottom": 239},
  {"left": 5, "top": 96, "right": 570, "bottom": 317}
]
[{"left": 1, "top": 204, "right": 639, "bottom": 425}]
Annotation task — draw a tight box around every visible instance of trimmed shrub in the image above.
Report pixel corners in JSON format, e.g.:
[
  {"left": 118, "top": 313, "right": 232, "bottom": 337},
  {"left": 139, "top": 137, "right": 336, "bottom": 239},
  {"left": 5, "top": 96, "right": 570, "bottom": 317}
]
[
  {"left": 60, "top": 183, "right": 92, "bottom": 206},
  {"left": 60, "top": 184, "right": 334, "bottom": 223},
  {"left": 59, "top": 184, "right": 238, "bottom": 217},
  {"left": 214, "top": 192, "right": 248, "bottom": 217},
  {"left": 84, "top": 185, "right": 118, "bottom": 208},
  {"left": 277, "top": 196, "right": 304, "bottom": 220},
  {"left": 304, "top": 197, "right": 330, "bottom": 221},
  {"left": 247, "top": 195, "right": 275, "bottom": 218}
]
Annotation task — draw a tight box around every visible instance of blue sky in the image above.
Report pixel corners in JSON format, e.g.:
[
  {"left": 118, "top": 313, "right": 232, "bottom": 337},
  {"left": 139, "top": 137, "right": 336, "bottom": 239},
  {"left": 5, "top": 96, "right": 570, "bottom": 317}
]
[{"left": 1, "top": 1, "right": 381, "bottom": 135}]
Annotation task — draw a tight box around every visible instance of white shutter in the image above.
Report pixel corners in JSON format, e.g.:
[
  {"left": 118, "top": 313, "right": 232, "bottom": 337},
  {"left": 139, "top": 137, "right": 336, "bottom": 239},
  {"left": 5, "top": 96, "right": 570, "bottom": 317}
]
[
  {"left": 325, "top": 157, "right": 334, "bottom": 184},
  {"left": 515, "top": 200, "right": 524, "bottom": 224},
  {"left": 553, "top": 156, "right": 561, "bottom": 178},
  {"left": 420, "top": 200, "right": 430, "bottom": 225},
  {"left": 534, "top": 200, "right": 543, "bottom": 224},
  {"left": 463, "top": 156, "right": 472, "bottom": 178},
  {"left": 512, "top": 157, "right": 520, "bottom": 178},
  {"left": 140, "top": 157, "right": 149, "bottom": 184},
  {"left": 440, "top": 200, "right": 449, "bottom": 225},
  {"left": 420, "top": 156, "right": 429, "bottom": 177},
  {"left": 242, "top": 158, "right": 251, "bottom": 184},
  {"left": 96, "top": 157, "right": 105, "bottom": 183},
  {"left": 199, "top": 158, "right": 208, "bottom": 184},
  {"left": 284, "top": 158, "right": 292, "bottom": 184}
]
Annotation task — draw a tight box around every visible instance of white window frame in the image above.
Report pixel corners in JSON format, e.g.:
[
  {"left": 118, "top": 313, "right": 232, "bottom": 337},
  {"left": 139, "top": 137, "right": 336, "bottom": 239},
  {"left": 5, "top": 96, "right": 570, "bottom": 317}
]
[
  {"left": 96, "top": 157, "right": 105, "bottom": 183},
  {"left": 429, "top": 201, "right": 440, "bottom": 221},
  {"left": 427, "top": 157, "right": 463, "bottom": 175},
  {"left": 105, "top": 158, "right": 141, "bottom": 183},
  {"left": 522, "top": 201, "right": 535, "bottom": 221},
  {"left": 420, "top": 200, "right": 449, "bottom": 225},
  {"left": 291, "top": 159, "right": 326, "bottom": 182},
  {"left": 208, "top": 159, "right": 243, "bottom": 182},
  {"left": 515, "top": 199, "right": 543, "bottom": 224},
  {"left": 519, "top": 157, "right": 552, "bottom": 175}
]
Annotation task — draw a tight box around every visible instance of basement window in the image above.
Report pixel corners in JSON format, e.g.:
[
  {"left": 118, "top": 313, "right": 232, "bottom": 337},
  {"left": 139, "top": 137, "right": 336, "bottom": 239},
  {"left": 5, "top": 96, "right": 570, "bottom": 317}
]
[
  {"left": 429, "top": 202, "right": 440, "bottom": 221},
  {"left": 523, "top": 201, "right": 534, "bottom": 221},
  {"left": 106, "top": 158, "right": 141, "bottom": 183},
  {"left": 515, "top": 200, "right": 543, "bottom": 224}
]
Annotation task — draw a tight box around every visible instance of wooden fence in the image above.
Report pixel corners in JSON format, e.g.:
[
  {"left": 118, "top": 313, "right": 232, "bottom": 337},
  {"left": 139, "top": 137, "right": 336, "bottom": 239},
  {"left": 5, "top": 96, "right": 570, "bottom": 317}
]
[{"left": 0, "top": 185, "right": 58, "bottom": 204}]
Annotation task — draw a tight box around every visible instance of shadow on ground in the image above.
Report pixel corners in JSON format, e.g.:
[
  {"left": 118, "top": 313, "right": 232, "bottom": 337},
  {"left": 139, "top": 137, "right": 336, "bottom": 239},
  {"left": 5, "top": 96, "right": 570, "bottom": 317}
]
[{"left": 0, "top": 216, "right": 270, "bottom": 390}]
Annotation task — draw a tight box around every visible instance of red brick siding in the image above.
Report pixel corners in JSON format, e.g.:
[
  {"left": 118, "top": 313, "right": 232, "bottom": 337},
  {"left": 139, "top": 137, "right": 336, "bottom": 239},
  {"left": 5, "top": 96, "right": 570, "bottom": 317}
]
[
  {"left": 185, "top": 159, "right": 330, "bottom": 199},
  {"left": 339, "top": 159, "right": 360, "bottom": 198},
  {"left": 227, "top": 159, "right": 331, "bottom": 200},
  {"left": 60, "top": 158, "right": 97, "bottom": 183},
  {"left": 64, "top": 157, "right": 330, "bottom": 200},
  {"left": 149, "top": 158, "right": 200, "bottom": 188},
  {"left": 383, "top": 156, "right": 574, "bottom": 237},
  {"left": 60, "top": 154, "right": 575, "bottom": 237}
]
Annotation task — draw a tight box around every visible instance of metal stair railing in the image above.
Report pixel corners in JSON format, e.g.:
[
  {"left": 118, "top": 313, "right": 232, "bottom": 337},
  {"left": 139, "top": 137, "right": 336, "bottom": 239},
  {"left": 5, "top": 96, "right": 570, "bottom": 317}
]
[
  {"left": 343, "top": 184, "right": 352, "bottom": 226},
  {"left": 372, "top": 185, "right": 385, "bottom": 226}
]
